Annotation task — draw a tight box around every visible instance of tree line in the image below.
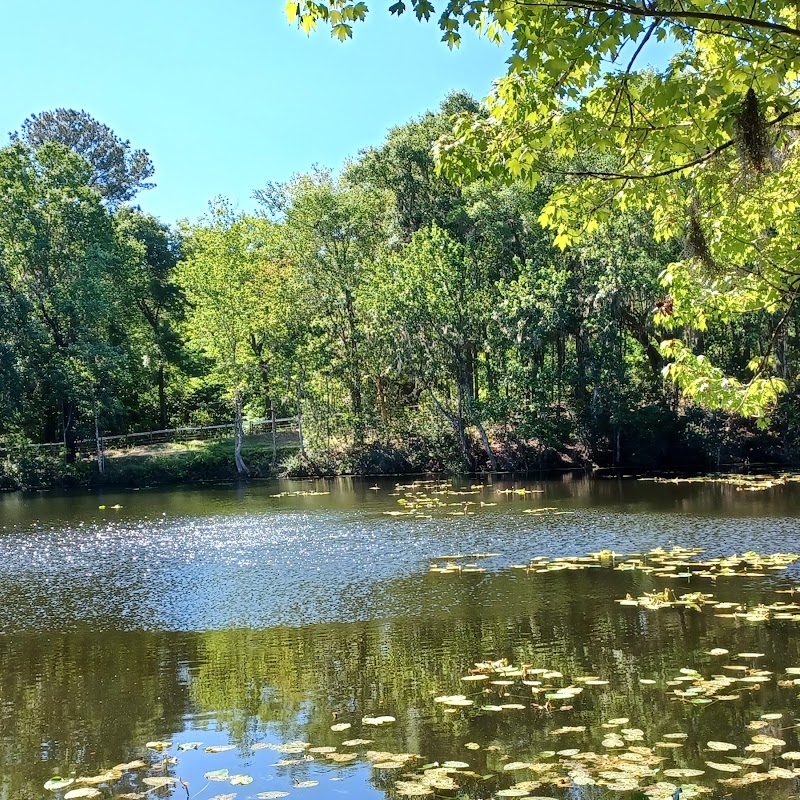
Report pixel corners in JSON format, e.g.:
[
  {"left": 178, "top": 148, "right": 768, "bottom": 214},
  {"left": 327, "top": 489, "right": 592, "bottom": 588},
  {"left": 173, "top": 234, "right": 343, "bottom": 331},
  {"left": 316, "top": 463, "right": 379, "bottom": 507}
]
[{"left": 1, "top": 101, "right": 797, "bottom": 477}]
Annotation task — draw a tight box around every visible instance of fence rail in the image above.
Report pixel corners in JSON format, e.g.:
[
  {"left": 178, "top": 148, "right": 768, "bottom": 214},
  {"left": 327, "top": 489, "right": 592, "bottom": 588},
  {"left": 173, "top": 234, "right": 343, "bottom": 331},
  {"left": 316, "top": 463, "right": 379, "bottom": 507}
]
[{"left": 6, "top": 417, "right": 300, "bottom": 457}]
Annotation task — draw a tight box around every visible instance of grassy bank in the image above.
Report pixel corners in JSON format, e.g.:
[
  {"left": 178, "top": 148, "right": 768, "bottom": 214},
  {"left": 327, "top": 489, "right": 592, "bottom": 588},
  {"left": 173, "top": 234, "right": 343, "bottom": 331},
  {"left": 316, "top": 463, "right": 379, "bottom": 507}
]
[
  {"left": 2, "top": 410, "right": 792, "bottom": 491},
  {"left": 0, "top": 438, "right": 288, "bottom": 491},
  {"left": 0, "top": 427, "right": 585, "bottom": 491}
]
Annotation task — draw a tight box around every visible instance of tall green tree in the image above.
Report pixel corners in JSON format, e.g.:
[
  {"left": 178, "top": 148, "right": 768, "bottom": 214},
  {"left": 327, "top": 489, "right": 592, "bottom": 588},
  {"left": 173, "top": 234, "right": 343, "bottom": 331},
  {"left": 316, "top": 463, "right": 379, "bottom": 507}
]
[
  {"left": 15, "top": 109, "right": 155, "bottom": 208},
  {"left": 0, "top": 142, "right": 128, "bottom": 462},
  {"left": 115, "top": 208, "right": 186, "bottom": 429},
  {"left": 178, "top": 200, "right": 264, "bottom": 475},
  {"left": 369, "top": 224, "right": 497, "bottom": 467},
  {"left": 256, "top": 171, "right": 390, "bottom": 441}
]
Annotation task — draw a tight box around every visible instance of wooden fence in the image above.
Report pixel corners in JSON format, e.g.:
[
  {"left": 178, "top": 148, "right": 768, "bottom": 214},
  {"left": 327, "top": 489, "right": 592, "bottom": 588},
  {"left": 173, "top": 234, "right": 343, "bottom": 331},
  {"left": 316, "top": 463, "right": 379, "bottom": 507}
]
[{"left": 9, "top": 417, "right": 300, "bottom": 457}]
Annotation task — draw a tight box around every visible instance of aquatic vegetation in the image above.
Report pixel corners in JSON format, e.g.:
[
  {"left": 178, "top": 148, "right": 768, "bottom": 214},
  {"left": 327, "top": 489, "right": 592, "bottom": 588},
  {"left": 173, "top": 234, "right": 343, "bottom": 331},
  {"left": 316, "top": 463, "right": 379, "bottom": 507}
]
[
  {"left": 63, "top": 790, "right": 101, "bottom": 800},
  {"left": 521, "top": 546, "right": 800, "bottom": 579},
  {"left": 44, "top": 777, "right": 75, "bottom": 791},
  {"left": 269, "top": 490, "right": 331, "bottom": 498},
  {"left": 646, "top": 473, "right": 800, "bottom": 492},
  {"left": 428, "top": 544, "right": 800, "bottom": 594}
]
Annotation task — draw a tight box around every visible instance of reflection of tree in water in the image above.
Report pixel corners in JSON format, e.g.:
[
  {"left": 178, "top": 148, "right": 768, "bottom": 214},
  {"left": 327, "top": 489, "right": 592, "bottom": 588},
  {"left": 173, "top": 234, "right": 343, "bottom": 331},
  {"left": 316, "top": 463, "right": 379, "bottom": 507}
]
[
  {"left": 2, "top": 568, "right": 799, "bottom": 800},
  {"left": 0, "top": 631, "right": 193, "bottom": 800},
  {"left": 189, "top": 571, "right": 800, "bottom": 773}
]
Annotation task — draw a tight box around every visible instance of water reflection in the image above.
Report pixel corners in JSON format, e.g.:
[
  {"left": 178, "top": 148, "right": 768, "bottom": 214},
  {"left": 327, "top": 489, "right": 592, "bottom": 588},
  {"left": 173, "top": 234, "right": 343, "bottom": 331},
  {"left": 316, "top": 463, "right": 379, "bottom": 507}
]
[
  {"left": 2, "top": 567, "right": 800, "bottom": 800},
  {"left": 1, "top": 479, "right": 800, "bottom": 800}
]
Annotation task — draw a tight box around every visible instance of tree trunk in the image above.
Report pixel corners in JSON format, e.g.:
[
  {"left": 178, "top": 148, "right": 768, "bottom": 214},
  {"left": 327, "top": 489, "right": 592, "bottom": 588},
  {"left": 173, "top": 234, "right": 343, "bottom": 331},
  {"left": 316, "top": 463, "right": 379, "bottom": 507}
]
[
  {"left": 297, "top": 379, "right": 306, "bottom": 458},
  {"left": 475, "top": 417, "right": 498, "bottom": 472},
  {"left": 95, "top": 410, "right": 105, "bottom": 475},
  {"left": 233, "top": 388, "right": 249, "bottom": 476},
  {"left": 456, "top": 380, "right": 470, "bottom": 468},
  {"left": 157, "top": 363, "right": 167, "bottom": 430},
  {"left": 344, "top": 288, "right": 363, "bottom": 440},
  {"left": 271, "top": 401, "right": 278, "bottom": 468},
  {"left": 62, "top": 400, "right": 76, "bottom": 464},
  {"left": 376, "top": 376, "right": 388, "bottom": 425},
  {"left": 429, "top": 388, "right": 471, "bottom": 471},
  {"left": 463, "top": 386, "right": 498, "bottom": 471},
  {"left": 621, "top": 309, "right": 662, "bottom": 378}
]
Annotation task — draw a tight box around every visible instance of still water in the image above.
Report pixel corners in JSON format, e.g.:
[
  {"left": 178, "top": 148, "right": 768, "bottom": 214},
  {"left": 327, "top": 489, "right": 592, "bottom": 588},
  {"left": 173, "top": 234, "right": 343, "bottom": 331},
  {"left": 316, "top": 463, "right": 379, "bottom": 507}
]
[{"left": 1, "top": 476, "right": 799, "bottom": 800}]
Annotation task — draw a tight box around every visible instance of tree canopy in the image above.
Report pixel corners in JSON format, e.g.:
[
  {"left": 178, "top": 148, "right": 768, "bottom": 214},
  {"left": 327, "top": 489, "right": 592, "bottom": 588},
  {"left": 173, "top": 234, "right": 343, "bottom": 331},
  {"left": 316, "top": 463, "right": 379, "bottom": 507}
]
[
  {"left": 15, "top": 108, "right": 155, "bottom": 207},
  {"left": 288, "top": 0, "right": 800, "bottom": 422},
  {"left": 2, "top": 95, "right": 798, "bottom": 481}
]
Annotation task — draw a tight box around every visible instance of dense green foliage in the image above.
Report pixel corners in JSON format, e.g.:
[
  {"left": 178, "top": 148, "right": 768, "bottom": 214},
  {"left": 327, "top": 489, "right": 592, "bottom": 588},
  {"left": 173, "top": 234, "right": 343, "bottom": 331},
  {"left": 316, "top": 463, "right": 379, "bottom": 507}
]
[
  {"left": 1, "top": 101, "right": 798, "bottom": 482},
  {"left": 292, "top": 0, "right": 800, "bottom": 421},
  {"left": 14, "top": 108, "right": 155, "bottom": 207}
]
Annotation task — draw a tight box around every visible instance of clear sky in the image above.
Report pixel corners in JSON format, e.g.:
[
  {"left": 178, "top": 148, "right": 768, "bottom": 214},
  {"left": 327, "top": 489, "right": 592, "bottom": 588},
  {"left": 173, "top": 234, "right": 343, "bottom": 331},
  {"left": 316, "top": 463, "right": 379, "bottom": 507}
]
[{"left": 0, "top": 1, "right": 508, "bottom": 222}]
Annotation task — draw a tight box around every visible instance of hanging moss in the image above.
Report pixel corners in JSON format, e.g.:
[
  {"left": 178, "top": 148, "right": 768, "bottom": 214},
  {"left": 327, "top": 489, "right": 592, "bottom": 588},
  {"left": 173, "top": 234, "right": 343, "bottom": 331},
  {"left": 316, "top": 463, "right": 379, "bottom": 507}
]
[
  {"left": 685, "top": 201, "right": 718, "bottom": 274},
  {"left": 734, "top": 88, "right": 772, "bottom": 174}
]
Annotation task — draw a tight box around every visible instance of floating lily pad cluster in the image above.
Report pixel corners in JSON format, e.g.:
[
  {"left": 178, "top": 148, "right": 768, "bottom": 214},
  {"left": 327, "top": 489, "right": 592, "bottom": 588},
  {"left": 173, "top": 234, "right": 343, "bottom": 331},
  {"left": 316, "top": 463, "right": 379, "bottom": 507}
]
[
  {"left": 433, "top": 659, "right": 594, "bottom": 714},
  {"left": 269, "top": 490, "right": 331, "bottom": 498},
  {"left": 513, "top": 546, "right": 800, "bottom": 578},
  {"left": 644, "top": 473, "right": 800, "bottom": 492},
  {"left": 383, "top": 479, "right": 495, "bottom": 519},
  {"left": 427, "top": 545, "right": 800, "bottom": 583},
  {"left": 618, "top": 589, "right": 800, "bottom": 621},
  {"left": 429, "top": 553, "right": 499, "bottom": 574},
  {"left": 420, "top": 655, "right": 800, "bottom": 800},
  {"left": 40, "top": 722, "right": 405, "bottom": 800}
]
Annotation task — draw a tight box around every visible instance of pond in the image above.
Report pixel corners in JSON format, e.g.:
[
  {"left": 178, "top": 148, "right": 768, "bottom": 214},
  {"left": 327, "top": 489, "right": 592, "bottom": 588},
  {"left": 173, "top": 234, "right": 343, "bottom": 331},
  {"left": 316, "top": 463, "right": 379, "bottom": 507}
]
[{"left": 1, "top": 475, "right": 800, "bottom": 800}]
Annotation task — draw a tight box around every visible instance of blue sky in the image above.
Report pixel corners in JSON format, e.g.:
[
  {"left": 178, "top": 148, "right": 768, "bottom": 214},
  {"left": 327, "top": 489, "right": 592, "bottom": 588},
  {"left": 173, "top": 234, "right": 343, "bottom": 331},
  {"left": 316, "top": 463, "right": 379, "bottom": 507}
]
[{"left": 0, "top": 1, "right": 508, "bottom": 222}]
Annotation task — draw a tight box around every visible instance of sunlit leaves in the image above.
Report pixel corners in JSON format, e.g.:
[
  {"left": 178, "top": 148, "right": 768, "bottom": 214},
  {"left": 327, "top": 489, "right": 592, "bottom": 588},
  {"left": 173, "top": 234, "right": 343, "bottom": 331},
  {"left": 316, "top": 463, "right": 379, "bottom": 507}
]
[{"left": 285, "top": 0, "right": 800, "bottom": 418}]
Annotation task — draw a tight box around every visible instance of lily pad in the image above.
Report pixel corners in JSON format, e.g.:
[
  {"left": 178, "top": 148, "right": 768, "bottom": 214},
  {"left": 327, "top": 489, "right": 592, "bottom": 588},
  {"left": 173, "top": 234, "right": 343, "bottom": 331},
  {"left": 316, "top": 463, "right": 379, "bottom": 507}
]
[
  {"left": 75, "top": 770, "right": 121, "bottom": 785},
  {"left": 394, "top": 784, "right": 434, "bottom": 796},
  {"left": 662, "top": 769, "right": 706, "bottom": 778},
  {"left": 113, "top": 761, "right": 147, "bottom": 771},
  {"left": 751, "top": 735, "right": 785, "bottom": 746},
  {"left": 204, "top": 770, "right": 230, "bottom": 781},
  {"left": 707, "top": 741, "right": 737, "bottom": 751},
  {"left": 327, "top": 752, "right": 358, "bottom": 763},
  {"left": 45, "top": 778, "right": 75, "bottom": 791},
  {"left": 142, "top": 777, "right": 177, "bottom": 788}
]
